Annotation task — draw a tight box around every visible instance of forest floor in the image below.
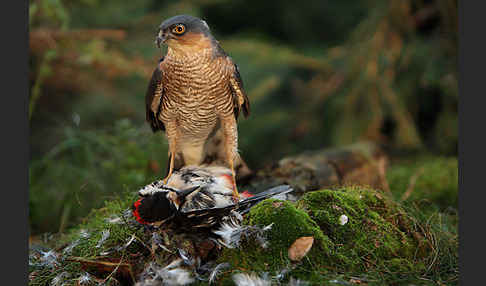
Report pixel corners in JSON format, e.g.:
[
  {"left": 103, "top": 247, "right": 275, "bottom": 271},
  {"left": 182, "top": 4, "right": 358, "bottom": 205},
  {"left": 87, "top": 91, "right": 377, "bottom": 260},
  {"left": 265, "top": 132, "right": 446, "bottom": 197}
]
[{"left": 28, "top": 143, "right": 458, "bottom": 286}]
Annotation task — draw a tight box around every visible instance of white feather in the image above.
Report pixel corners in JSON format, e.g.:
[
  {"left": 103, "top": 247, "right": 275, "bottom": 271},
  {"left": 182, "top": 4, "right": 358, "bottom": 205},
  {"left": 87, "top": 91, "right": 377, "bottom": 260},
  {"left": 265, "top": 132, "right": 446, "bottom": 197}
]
[
  {"left": 95, "top": 230, "right": 110, "bottom": 248},
  {"left": 139, "top": 183, "right": 166, "bottom": 196},
  {"left": 39, "top": 250, "right": 59, "bottom": 268},
  {"left": 50, "top": 271, "right": 69, "bottom": 286},
  {"left": 232, "top": 272, "right": 271, "bottom": 286},
  {"left": 209, "top": 263, "right": 230, "bottom": 284}
]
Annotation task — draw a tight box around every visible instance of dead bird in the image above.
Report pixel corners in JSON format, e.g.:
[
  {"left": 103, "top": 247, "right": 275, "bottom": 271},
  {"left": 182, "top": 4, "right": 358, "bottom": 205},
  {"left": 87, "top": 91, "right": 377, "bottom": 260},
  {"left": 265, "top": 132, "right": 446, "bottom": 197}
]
[{"left": 132, "top": 165, "right": 293, "bottom": 230}]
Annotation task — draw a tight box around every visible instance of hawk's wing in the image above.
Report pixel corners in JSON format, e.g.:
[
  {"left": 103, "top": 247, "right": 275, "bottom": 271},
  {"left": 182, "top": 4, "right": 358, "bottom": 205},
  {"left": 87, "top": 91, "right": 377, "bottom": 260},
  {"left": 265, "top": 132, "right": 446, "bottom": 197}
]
[
  {"left": 228, "top": 59, "right": 250, "bottom": 120},
  {"left": 145, "top": 57, "right": 165, "bottom": 132}
]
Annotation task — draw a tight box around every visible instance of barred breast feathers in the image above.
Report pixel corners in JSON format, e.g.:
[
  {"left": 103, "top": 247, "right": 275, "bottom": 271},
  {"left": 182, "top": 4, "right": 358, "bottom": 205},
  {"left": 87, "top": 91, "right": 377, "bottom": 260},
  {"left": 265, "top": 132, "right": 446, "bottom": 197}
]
[{"left": 159, "top": 45, "right": 235, "bottom": 131}]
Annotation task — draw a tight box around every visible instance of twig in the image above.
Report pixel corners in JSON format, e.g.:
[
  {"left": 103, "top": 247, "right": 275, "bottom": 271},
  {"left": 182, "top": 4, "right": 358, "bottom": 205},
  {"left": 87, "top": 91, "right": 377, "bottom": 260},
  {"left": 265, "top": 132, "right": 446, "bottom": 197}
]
[
  {"left": 102, "top": 250, "right": 136, "bottom": 285},
  {"left": 132, "top": 234, "right": 155, "bottom": 254},
  {"left": 401, "top": 167, "right": 425, "bottom": 201}
]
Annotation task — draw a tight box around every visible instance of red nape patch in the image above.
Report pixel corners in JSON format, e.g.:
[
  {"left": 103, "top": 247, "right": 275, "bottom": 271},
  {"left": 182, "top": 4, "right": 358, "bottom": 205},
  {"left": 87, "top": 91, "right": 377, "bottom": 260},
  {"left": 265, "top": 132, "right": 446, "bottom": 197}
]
[
  {"left": 132, "top": 199, "right": 149, "bottom": 225},
  {"left": 240, "top": 190, "right": 254, "bottom": 198}
]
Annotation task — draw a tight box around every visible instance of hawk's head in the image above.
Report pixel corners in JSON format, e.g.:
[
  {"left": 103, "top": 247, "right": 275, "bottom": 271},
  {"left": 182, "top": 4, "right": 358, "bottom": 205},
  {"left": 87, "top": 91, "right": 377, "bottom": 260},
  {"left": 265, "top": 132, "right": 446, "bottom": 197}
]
[{"left": 156, "top": 15, "right": 215, "bottom": 54}]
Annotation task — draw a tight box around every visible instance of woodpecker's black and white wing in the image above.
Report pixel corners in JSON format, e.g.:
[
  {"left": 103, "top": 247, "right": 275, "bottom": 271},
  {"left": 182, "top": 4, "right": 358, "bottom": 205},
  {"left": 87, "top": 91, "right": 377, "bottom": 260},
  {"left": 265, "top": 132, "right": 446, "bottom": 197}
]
[{"left": 177, "top": 185, "right": 293, "bottom": 229}]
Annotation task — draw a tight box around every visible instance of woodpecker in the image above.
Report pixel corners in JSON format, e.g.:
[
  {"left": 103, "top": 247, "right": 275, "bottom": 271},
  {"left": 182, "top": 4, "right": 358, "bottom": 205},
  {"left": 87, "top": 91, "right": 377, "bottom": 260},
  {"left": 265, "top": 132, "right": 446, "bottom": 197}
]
[{"left": 132, "top": 165, "right": 293, "bottom": 230}]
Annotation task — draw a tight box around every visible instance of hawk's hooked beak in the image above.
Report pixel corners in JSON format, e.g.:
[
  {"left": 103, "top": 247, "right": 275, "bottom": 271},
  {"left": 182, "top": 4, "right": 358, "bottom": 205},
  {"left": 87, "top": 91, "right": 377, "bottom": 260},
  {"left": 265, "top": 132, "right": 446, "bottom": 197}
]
[{"left": 155, "top": 29, "right": 168, "bottom": 48}]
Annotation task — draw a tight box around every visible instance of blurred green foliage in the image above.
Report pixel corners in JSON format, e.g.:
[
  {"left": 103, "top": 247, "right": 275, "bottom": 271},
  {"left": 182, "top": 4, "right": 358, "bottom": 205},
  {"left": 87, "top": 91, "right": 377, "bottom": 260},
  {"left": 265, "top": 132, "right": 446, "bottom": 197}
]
[
  {"left": 29, "top": 119, "right": 167, "bottom": 233},
  {"left": 29, "top": 0, "right": 457, "bottom": 234},
  {"left": 387, "top": 156, "right": 458, "bottom": 208}
]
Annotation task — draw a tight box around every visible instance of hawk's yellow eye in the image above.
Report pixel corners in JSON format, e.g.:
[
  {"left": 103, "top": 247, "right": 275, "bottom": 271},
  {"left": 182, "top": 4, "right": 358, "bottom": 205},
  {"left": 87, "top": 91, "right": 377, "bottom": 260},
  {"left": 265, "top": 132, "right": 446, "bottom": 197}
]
[{"left": 172, "top": 24, "right": 185, "bottom": 35}]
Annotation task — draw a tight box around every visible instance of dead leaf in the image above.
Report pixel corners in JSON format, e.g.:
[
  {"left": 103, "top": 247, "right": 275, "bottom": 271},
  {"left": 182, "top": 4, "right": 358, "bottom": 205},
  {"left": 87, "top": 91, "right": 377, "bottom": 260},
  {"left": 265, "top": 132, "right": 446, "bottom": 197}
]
[
  {"left": 374, "top": 240, "right": 381, "bottom": 248},
  {"left": 350, "top": 278, "right": 365, "bottom": 284},
  {"left": 66, "top": 256, "right": 135, "bottom": 284},
  {"left": 288, "top": 236, "right": 314, "bottom": 261}
]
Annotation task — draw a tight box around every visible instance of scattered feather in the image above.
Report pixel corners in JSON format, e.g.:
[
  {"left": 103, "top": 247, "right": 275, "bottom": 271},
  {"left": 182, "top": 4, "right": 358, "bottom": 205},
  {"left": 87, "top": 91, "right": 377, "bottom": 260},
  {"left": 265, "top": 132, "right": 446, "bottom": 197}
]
[
  {"left": 63, "top": 239, "right": 80, "bottom": 255},
  {"left": 136, "top": 261, "right": 194, "bottom": 286},
  {"left": 96, "top": 230, "right": 110, "bottom": 248},
  {"left": 164, "top": 258, "right": 183, "bottom": 270},
  {"left": 72, "top": 113, "right": 80, "bottom": 126},
  {"left": 159, "top": 268, "right": 194, "bottom": 286},
  {"left": 150, "top": 232, "right": 172, "bottom": 253},
  {"left": 106, "top": 215, "right": 122, "bottom": 224},
  {"left": 124, "top": 234, "right": 136, "bottom": 249},
  {"left": 78, "top": 272, "right": 93, "bottom": 285},
  {"left": 122, "top": 208, "right": 134, "bottom": 219},
  {"left": 213, "top": 219, "right": 242, "bottom": 248},
  {"left": 208, "top": 263, "right": 230, "bottom": 284},
  {"left": 328, "top": 279, "right": 352, "bottom": 285},
  {"left": 151, "top": 232, "right": 163, "bottom": 246},
  {"left": 213, "top": 215, "right": 272, "bottom": 249},
  {"left": 79, "top": 229, "right": 90, "bottom": 239},
  {"left": 273, "top": 267, "right": 291, "bottom": 281},
  {"left": 50, "top": 271, "right": 70, "bottom": 286},
  {"left": 287, "top": 277, "right": 310, "bottom": 286},
  {"left": 232, "top": 272, "right": 271, "bottom": 286},
  {"left": 263, "top": 223, "right": 274, "bottom": 231},
  {"left": 39, "top": 250, "right": 59, "bottom": 268},
  {"left": 98, "top": 235, "right": 134, "bottom": 257},
  {"left": 28, "top": 254, "right": 36, "bottom": 266},
  {"left": 177, "top": 249, "right": 194, "bottom": 267}
]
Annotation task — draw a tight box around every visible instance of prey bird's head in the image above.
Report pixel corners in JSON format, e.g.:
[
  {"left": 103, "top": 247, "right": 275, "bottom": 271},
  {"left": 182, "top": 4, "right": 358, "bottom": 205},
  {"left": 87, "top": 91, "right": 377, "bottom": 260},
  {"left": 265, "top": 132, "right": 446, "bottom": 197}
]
[
  {"left": 132, "top": 184, "right": 200, "bottom": 225},
  {"left": 156, "top": 15, "right": 215, "bottom": 53}
]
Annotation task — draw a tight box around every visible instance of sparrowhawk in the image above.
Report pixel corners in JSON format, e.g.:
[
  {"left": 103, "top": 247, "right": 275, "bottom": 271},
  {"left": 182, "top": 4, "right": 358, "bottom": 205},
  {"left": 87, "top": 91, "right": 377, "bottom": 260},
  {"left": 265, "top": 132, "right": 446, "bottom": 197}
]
[{"left": 145, "top": 15, "right": 251, "bottom": 200}]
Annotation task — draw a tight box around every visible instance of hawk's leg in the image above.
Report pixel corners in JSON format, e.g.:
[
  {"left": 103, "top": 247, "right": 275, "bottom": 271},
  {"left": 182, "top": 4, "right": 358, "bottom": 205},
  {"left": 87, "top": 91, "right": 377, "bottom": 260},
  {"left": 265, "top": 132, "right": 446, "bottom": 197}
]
[
  {"left": 163, "top": 120, "right": 178, "bottom": 184},
  {"left": 163, "top": 152, "right": 175, "bottom": 184},
  {"left": 221, "top": 116, "right": 239, "bottom": 202}
]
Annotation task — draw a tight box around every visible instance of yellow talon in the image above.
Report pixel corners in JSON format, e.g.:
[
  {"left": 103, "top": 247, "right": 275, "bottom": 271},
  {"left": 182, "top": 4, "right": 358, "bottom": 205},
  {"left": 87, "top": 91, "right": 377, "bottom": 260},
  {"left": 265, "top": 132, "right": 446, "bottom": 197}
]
[{"left": 163, "top": 151, "right": 175, "bottom": 184}]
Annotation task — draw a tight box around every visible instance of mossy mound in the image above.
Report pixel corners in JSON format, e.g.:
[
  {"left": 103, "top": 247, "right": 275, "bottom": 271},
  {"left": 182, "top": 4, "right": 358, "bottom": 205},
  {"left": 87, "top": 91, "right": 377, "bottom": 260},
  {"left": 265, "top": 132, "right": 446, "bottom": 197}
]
[
  {"left": 218, "top": 186, "right": 431, "bottom": 284},
  {"left": 296, "top": 187, "right": 425, "bottom": 272},
  {"left": 219, "top": 199, "right": 334, "bottom": 273},
  {"left": 29, "top": 191, "right": 154, "bottom": 285},
  {"left": 387, "top": 156, "right": 458, "bottom": 208}
]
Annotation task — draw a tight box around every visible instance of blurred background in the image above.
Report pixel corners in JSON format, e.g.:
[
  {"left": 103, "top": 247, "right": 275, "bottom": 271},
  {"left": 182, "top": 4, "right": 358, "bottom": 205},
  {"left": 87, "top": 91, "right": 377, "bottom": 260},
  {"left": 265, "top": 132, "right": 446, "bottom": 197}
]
[{"left": 29, "top": 0, "right": 457, "bottom": 235}]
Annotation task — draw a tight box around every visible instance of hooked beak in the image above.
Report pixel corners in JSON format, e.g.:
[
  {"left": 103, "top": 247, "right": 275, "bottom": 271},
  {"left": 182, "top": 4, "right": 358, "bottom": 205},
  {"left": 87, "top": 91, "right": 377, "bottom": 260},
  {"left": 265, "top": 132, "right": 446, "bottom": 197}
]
[
  {"left": 167, "top": 186, "right": 201, "bottom": 211},
  {"left": 178, "top": 186, "right": 200, "bottom": 199},
  {"left": 155, "top": 29, "right": 168, "bottom": 48},
  {"left": 176, "top": 186, "right": 200, "bottom": 210}
]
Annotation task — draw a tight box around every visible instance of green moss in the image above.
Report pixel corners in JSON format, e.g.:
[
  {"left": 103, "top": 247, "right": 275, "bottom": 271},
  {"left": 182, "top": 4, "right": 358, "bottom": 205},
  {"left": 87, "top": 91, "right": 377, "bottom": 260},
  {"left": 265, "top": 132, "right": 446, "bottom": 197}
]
[
  {"left": 30, "top": 190, "right": 153, "bottom": 286},
  {"left": 296, "top": 187, "right": 419, "bottom": 272},
  {"left": 216, "top": 186, "right": 442, "bottom": 284},
  {"left": 387, "top": 157, "right": 458, "bottom": 208},
  {"left": 219, "top": 199, "right": 334, "bottom": 274}
]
